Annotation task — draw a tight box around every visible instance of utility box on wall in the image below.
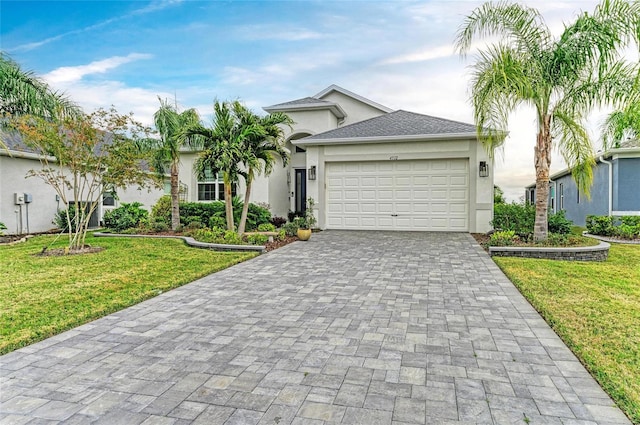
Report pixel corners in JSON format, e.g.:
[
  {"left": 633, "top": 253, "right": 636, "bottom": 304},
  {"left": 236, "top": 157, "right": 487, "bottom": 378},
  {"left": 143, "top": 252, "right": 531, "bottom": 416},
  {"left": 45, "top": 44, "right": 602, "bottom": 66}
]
[
  {"left": 24, "top": 193, "right": 33, "bottom": 203},
  {"left": 14, "top": 193, "right": 24, "bottom": 205}
]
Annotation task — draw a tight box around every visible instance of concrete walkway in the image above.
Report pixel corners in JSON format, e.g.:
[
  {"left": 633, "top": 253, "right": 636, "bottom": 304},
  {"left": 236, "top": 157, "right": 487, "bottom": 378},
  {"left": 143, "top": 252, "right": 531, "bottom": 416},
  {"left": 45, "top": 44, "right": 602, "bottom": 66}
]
[{"left": 0, "top": 231, "right": 630, "bottom": 424}]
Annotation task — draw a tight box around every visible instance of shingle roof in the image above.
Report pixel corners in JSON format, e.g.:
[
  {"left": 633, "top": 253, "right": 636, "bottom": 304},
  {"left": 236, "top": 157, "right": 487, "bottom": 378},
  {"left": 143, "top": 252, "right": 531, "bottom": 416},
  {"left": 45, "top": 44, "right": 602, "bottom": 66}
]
[
  {"left": 1, "top": 131, "right": 32, "bottom": 153},
  {"left": 265, "top": 97, "right": 335, "bottom": 109},
  {"left": 302, "top": 110, "right": 477, "bottom": 141}
]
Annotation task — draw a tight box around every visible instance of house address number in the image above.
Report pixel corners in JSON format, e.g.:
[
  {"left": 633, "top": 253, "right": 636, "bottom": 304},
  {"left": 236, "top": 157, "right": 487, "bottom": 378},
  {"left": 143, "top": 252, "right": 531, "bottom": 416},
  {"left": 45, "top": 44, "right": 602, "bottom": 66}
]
[{"left": 389, "top": 156, "right": 398, "bottom": 160}]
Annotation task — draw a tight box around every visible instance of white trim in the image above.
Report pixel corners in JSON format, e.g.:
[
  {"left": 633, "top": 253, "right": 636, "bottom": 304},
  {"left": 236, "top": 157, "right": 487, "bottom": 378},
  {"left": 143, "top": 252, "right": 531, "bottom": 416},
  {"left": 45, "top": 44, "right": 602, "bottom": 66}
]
[
  {"left": 313, "top": 84, "right": 393, "bottom": 113},
  {"left": 612, "top": 210, "right": 640, "bottom": 215},
  {"left": 293, "top": 132, "right": 479, "bottom": 146},
  {"left": 264, "top": 102, "right": 347, "bottom": 119}
]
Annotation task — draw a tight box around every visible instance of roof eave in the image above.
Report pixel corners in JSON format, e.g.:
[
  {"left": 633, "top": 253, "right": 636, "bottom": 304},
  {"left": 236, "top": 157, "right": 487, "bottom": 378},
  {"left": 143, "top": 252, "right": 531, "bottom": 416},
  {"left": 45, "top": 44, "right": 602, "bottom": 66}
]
[
  {"left": 263, "top": 103, "right": 346, "bottom": 119},
  {"left": 314, "top": 84, "right": 394, "bottom": 113},
  {"left": 293, "top": 132, "right": 480, "bottom": 146}
]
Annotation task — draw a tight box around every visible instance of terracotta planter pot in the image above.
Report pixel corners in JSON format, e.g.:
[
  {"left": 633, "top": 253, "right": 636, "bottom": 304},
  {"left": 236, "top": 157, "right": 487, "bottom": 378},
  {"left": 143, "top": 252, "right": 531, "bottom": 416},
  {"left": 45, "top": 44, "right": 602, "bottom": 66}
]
[{"left": 297, "top": 228, "right": 312, "bottom": 241}]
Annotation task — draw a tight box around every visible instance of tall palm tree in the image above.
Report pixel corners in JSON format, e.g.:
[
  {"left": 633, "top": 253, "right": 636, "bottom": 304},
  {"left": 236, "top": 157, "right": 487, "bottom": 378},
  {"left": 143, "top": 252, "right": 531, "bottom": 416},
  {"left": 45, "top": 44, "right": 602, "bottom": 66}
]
[
  {"left": 234, "top": 103, "right": 292, "bottom": 235},
  {"left": 148, "top": 97, "right": 201, "bottom": 231},
  {"left": 601, "top": 102, "right": 640, "bottom": 149},
  {"left": 455, "top": 0, "right": 640, "bottom": 241},
  {"left": 187, "top": 100, "right": 262, "bottom": 231},
  {"left": 0, "top": 52, "right": 80, "bottom": 121}
]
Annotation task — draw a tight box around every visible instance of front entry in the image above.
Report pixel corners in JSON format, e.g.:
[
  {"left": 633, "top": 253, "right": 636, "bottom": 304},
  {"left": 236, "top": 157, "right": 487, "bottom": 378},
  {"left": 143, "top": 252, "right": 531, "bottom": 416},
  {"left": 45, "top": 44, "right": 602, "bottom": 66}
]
[{"left": 295, "top": 169, "right": 307, "bottom": 214}]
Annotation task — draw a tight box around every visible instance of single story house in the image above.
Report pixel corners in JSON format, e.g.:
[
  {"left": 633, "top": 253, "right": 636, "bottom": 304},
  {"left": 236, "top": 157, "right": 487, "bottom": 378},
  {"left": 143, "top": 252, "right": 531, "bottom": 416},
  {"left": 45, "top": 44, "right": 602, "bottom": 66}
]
[
  {"left": 0, "top": 132, "right": 165, "bottom": 235},
  {"left": 1, "top": 84, "right": 496, "bottom": 235},
  {"left": 525, "top": 143, "right": 640, "bottom": 226}
]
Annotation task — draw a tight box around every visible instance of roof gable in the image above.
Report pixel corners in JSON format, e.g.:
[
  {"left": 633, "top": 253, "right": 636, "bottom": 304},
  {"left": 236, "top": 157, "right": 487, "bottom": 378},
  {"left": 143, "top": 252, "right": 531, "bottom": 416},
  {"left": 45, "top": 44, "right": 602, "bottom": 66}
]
[{"left": 314, "top": 85, "right": 393, "bottom": 114}]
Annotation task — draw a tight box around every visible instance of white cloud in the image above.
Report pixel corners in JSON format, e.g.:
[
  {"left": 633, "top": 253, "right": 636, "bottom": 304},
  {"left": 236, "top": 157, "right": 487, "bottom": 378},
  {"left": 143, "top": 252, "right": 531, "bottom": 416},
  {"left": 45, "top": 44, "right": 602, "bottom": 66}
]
[
  {"left": 237, "top": 24, "right": 325, "bottom": 41},
  {"left": 43, "top": 53, "right": 153, "bottom": 84}
]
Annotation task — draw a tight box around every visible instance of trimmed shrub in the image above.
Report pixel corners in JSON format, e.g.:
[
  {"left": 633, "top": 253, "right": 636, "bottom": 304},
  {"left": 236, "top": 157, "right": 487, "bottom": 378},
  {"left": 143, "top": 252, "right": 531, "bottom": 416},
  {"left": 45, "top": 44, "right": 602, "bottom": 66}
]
[
  {"left": 208, "top": 216, "right": 226, "bottom": 229},
  {"left": 257, "top": 223, "right": 276, "bottom": 232},
  {"left": 548, "top": 210, "right": 572, "bottom": 235},
  {"left": 491, "top": 203, "right": 535, "bottom": 238},
  {"left": 103, "top": 202, "right": 148, "bottom": 232},
  {"left": 178, "top": 199, "right": 271, "bottom": 231},
  {"left": 0, "top": 221, "right": 6, "bottom": 235},
  {"left": 150, "top": 195, "right": 171, "bottom": 224},
  {"left": 489, "top": 230, "right": 517, "bottom": 246},
  {"left": 246, "top": 234, "right": 269, "bottom": 245},
  {"left": 586, "top": 215, "right": 615, "bottom": 236},
  {"left": 621, "top": 216, "right": 640, "bottom": 227},
  {"left": 616, "top": 223, "right": 640, "bottom": 239},
  {"left": 151, "top": 221, "right": 169, "bottom": 233}
]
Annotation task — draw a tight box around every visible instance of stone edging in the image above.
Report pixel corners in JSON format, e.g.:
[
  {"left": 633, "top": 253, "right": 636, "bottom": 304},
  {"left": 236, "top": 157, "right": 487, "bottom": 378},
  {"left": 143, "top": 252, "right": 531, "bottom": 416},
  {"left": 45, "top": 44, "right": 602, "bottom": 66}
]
[
  {"left": 583, "top": 233, "right": 640, "bottom": 245},
  {"left": 489, "top": 240, "right": 610, "bottom": 261},
  {"left": 93, "top": 232, "right": 265, "bottom": 253}
]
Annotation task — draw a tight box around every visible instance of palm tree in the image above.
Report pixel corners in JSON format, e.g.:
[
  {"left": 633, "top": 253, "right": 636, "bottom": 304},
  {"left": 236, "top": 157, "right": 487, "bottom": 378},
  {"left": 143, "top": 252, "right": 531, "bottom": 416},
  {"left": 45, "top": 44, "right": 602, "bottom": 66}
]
[
  {"left": 601, "top": 102, "right": 640, "bottom": 149},
  {"left": 234, "top": 103, "right": 292, "bottom": 235},
  {"left": 455, "top": 0, "right": 640, "bottom": 241},
  {"left": 148, "top": 97, "right": 201, "bottom": 231},
  {"left": 187, "top": 100, "right": 262, "bottom": 231},
  {"left": 0, "top": 52, "right": 80, "bottom": 121}
]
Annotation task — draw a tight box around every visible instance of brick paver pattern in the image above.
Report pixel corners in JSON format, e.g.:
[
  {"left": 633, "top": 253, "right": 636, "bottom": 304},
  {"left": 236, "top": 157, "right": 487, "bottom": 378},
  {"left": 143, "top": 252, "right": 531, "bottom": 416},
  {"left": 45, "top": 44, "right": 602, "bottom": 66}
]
[{"left": 0, "top": 231, "right": 631, "bottom": 424}]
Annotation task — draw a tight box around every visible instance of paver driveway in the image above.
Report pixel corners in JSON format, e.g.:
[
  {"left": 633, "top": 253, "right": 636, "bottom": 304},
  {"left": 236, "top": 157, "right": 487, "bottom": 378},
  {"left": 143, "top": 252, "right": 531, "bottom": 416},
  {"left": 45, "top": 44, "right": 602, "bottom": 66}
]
[{"left": 0, "top": 231, "right": 630, "bottom": 424}]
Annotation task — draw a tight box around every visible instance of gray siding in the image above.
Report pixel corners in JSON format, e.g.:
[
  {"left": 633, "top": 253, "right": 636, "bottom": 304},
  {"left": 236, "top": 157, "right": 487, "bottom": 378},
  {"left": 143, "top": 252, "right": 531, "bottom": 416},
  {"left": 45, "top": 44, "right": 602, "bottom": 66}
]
[
  {"left": 553, "top": 163, "right": 609, "bottom": 226},
  {"left": 614, "top": 157, "right": 640, "bottom": 211}
]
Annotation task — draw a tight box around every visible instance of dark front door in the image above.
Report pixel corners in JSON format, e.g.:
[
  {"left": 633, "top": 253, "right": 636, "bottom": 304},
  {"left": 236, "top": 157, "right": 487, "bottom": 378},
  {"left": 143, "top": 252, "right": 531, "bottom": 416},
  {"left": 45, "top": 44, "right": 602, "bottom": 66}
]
[{"left": 295, "top": 169, "right": 307, "bottom": 214}]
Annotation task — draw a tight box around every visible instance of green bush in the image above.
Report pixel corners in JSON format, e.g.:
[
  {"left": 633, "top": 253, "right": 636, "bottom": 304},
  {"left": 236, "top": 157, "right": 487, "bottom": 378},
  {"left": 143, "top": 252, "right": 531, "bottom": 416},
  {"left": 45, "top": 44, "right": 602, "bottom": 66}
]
[
  {"left": 489, "top": 230, "right": 517, "bottom": 246},
  {"left": 491, "top": 203, "right": 535, "bottom": 238},
  {"left": 277, "top": 229, "right": 286, "bottom": 240},
  {"left": 246, "top": 203, "right": 272, "bottom": 231},
  {"left": 257, "top": 223, "right": 276, "bottom": 232},
  {"left": 151, "top": 195, "right": 171, "bottom": 224},
  {"left": 185, "top": 221, "right": 204, "bottom": 230},
  {"left": 151, "top": 221, "right": 169, "bottom": 233},
  {"left": 179, "top": 202, "right": 225, "bottom": 226},
  {"left": 223, "top": 230, "right": 243, "bottom": 245},
  {"left": 586, "top": 215, "right": 615, "bottom": 236},
  {"left": 246, "top": 234, "right": 269, "bottom": 245},
  {"left": 282, "top": 221, "right": 299, "bottom": 237},
  {"left": 620, "top": 216, "right": 640, "bottom": 227},
  {"left": 53, "top": 208, "right": 78, "bottom": 232},
  {"left": 616, "top": 223, "right": 640, "bottom": 239},
  {"left": 548, "top": 210, "right": 572, "bottom": 235},
  {"left": 103, "top": 202, "right": 149, "bottom": 232},
  {"left": 0, "top": 222, "right": 6, "bottom": 235},
  {"left": 208, "top": 216, "right": 226, "bottom": 229}
]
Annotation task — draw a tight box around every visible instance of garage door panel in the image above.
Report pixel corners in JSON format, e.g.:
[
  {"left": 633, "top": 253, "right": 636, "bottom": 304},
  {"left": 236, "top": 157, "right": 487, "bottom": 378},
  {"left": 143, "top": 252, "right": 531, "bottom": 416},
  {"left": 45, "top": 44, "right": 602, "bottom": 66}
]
[{"left": 326, "top": 159, "right": 469, "bottom": 231}]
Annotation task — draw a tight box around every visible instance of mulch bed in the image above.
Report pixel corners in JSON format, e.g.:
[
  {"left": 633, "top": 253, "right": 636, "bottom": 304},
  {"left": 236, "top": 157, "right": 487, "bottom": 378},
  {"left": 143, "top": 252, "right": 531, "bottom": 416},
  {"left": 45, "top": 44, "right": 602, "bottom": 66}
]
[{"left": 265, "top": 235, "right": 298, "bottom": 252}]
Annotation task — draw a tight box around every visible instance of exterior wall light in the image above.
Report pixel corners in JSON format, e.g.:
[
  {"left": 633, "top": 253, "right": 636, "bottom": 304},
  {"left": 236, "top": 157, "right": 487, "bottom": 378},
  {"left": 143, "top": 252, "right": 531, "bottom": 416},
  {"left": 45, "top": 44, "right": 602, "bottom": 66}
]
[
  {"left": 308, "top": 165, "right": 317, "bottom": 180},
  {"left": 479, "top": 161, "right": 489, "bottom": 177}
]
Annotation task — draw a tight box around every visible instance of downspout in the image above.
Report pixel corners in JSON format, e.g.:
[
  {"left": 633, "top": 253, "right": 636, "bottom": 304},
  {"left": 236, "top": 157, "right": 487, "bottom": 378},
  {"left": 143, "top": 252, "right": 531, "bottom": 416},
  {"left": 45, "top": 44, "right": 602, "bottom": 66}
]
[{"left": 598, "top": 155, "right": 613, "bottom": 216}]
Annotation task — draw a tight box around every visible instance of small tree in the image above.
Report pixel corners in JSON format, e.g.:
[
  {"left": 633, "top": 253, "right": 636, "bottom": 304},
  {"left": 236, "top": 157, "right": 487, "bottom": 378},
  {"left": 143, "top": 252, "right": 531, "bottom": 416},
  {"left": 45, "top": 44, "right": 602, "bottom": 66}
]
[
  {"left": 494, "top": 185, "right": 506, "bottom": 205},
  {"left": 12, "top": 107, "right": 159, "bottom": 250}
]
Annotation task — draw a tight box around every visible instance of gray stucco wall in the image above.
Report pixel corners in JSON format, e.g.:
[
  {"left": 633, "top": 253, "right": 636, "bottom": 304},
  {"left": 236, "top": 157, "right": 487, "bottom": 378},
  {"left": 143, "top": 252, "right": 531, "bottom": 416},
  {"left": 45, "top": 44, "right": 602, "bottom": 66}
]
[
  {"left": 553, "top": 163, "right": 609, "bottom": 226},
  {"left": 614, "top": 157, "right": 640, "bottom": 211}
]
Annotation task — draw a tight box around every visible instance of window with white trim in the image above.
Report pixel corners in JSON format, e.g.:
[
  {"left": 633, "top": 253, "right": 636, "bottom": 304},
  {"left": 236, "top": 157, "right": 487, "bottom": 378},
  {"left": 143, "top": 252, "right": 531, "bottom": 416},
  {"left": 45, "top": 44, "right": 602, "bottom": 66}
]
[
  {"left": 559, "top": 183, "right": 564, "bottom": 210},
  {"left": 197, "top": 170, "right": 234, "bottom": 201}
]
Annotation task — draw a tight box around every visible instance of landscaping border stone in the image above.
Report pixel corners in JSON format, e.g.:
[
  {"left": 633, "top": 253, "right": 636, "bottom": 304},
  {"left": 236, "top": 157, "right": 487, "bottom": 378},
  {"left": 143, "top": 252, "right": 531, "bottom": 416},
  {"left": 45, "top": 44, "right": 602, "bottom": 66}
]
[
  {"left": 583, "top": 233, "right": 640, "bottom": 245},
  {"left": 489, "top": 240, "right": 610, "bottom": 261},
  {"left": 93, "top": 232, "right": 266, "bottom": 253}
]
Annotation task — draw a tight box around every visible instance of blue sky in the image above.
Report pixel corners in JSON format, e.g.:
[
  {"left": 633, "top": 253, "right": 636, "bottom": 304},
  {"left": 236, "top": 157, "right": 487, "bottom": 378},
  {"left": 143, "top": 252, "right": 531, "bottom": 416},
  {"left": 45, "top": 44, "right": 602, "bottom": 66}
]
[{"left": 2, "top": 0, "right": 603, "bottom": 200}]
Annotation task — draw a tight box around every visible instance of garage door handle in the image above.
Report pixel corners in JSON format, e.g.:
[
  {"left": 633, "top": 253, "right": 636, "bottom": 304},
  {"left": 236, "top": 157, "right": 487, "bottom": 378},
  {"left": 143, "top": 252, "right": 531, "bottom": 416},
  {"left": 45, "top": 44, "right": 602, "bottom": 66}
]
[{"left": 391, "top": 214, "right": 398, "bottom": 217}]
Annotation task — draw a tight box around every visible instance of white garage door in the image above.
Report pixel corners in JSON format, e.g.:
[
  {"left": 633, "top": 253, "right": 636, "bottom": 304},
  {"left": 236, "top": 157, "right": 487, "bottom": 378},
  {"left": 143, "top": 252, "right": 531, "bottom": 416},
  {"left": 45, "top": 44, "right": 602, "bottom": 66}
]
[{"left": 326, "top": 159, "right": 469, "bottom": 231}]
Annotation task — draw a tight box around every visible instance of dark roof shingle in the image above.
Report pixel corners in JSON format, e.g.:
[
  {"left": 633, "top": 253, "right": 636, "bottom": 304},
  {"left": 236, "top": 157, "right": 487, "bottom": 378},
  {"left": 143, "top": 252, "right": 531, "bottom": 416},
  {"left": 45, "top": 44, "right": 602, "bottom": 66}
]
[{"left": 303, "top": 110, "right": 477, "bottom": 140}]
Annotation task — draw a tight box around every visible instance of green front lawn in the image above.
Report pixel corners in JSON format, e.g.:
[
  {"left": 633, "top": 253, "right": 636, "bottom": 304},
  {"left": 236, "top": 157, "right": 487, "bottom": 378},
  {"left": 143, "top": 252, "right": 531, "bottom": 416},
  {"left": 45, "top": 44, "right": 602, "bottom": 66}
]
[
  {"left": 494, "top": 244, "right": 640, "bottom": 424},
  {"left": 0, "top": 233, "right": 257, "bottom": 354}
]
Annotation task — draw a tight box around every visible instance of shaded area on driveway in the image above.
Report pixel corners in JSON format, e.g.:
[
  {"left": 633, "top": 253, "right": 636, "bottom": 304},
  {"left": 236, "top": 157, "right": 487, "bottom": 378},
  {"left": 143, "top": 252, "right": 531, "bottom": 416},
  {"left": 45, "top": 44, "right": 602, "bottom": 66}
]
[{"left": 0, "top": 231, "right": 630, "bottom": 424}]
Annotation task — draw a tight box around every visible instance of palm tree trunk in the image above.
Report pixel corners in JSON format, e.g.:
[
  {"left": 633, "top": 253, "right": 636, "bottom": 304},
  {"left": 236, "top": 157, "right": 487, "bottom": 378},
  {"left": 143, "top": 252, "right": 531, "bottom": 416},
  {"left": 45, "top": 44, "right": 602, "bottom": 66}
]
[
  {"left": 238, "top": 173, "right": 252, "bottom": 236},
  {"left": 170, "top": 160, "right": 180, "bottom": 231},
  {"left": 224, "top": 173, "right": 234, "bottom": 231},
  {"left": 533, "top": 115, "right": 552, "bottom": 241}
]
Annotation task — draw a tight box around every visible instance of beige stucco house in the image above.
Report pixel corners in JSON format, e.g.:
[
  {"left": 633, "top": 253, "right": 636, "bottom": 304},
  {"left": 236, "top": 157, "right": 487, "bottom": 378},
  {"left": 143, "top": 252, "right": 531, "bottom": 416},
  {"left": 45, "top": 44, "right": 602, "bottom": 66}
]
[{"left": 1, "top": 84, "right": 495, "bottom": 235}]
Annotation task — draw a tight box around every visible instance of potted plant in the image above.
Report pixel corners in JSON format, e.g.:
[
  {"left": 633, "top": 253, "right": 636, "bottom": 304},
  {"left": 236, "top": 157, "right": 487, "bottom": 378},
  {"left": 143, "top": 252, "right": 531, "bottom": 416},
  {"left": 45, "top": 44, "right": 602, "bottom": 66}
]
[{"left": 295, "top": 198, "right": 316, "bottom": 241}]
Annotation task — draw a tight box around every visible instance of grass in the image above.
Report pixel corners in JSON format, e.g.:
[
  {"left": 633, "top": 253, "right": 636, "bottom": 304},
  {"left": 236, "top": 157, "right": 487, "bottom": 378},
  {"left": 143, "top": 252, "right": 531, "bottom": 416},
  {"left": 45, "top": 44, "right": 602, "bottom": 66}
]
[
  {"left": 0, "top": 233, "right": 258, "bottom": 354},
  {"left": 494, "top": 243, "right": 640, "bottom": 424}
]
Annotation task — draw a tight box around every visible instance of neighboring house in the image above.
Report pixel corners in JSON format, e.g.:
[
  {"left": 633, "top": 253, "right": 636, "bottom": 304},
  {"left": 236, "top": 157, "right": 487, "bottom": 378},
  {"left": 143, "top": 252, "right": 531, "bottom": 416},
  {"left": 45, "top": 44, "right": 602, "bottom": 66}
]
[
  {"left": 525, "top": 143, "right": 640, "bottom": 226},
  {"left": 2, "top": 84, "right": 496, "bottom": 234},
  {"left": 0, "top": 132, "right": 166, "bottom": 235}
]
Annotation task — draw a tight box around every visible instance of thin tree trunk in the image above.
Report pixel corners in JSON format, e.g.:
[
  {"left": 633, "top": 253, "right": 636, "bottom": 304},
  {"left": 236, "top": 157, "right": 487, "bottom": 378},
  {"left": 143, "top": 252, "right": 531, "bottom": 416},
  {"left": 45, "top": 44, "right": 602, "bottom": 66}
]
[
  {"left": 224, "top": 174, "right": 234, "bottom": 231},
  {"left": 238, "top": 173, "right": 252, "bottom": 236},
  {"left": 170, "top": 161, "right": 180, "bottom": 231},
  {"left": 533, "top": 115, "right": 552, "bottom": 241}
]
